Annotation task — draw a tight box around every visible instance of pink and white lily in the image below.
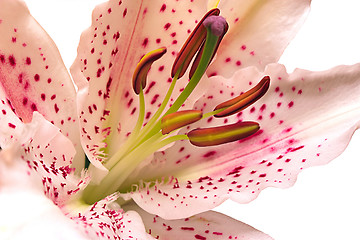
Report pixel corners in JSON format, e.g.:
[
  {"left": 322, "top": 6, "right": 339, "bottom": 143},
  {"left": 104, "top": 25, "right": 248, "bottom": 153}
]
[{"left": 1, "top": 0, "right": 360, "bottom": 239}]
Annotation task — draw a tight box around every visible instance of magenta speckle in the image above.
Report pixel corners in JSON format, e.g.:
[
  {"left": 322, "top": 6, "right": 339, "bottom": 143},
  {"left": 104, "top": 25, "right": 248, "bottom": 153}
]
[
  {"left": 160, "top": 4, "right": 166, "bottom": 12},
  {"left": 142, "top": 38, "right": 149, "bottom": 47},
  {"left": 203, "top": 151, "right": 216, "bottom": 158},
  {"left": 34, "top": 74, "right": 40, "bottom": 81},
  {"left": 260, "top": 104, "right": 266, "bottom": 112},
  {"left": 8, "top": 55, "right": 16, "bottom": 67},
  {"left": 31, "top": 103, "right": 37, "bottom": 111},
  {"left": 54, "top": 104, "right": 59, "bottom": 113},
  {"left": 151, "top": 94, "right": 159, "bottom": 104},
  {"left": 26, "top": 57, "right": 31, "bottom": 65},
  {"left": 288, "top": 101, "right": 294, "bottom": 108},
  {"left": 164, "top": 23, "right": 171, "bottom": 30},
  {"left": 283, "top": 127, "right": 292, "bottom": 133}
]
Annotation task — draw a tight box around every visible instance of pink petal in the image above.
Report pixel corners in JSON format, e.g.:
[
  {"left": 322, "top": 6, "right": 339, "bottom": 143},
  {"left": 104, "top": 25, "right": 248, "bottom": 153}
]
[
  {"left": 208, "top": 0, "right": 311, "bottom": 78},
  {"left": 0, "top": 136, "right": 150, "bottom": 240},
  {"left": 69, "top": 193, "right": 153, "bottom": 240},
  {"left": 125, "top": 202, "right": 273, "bottom": 240},
  {"left": 0, "top": 0, "right": 83, "bottom": 169},
  {"left": 126, "top": 63, "right": 360, "bottom": 219},
  {"left": 21, "top": 113, "right": 90, "bottom": 206},
  {"left": 71, "top": 0, "right": 213, "bottom": 166},
  {"left": 0, "top": 152, "right": 88, "bottom": 240},
  {"left": 0, "top": 111, "right": 89, "bottom": 205}
]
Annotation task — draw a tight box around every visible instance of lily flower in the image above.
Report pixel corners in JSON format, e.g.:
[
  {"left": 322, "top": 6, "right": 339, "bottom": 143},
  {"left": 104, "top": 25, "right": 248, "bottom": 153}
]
[{"left": 1, "top": 0, "right": 360, "bottom": 239}]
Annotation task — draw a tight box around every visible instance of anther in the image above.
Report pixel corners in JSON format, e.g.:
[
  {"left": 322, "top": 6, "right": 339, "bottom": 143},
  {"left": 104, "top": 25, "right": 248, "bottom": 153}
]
[
  {"left": 132, "top": 47, "right": 167, "bottom": 95},
  {"left": 187, "top": 121, "right": 260, "bottom": 147},
  {"left": 171, "top": 8, "right": 220, "bottom": 78},
  {"left": 161, "top": 110, "right": 203, "bottom": 134},
  {"left": 214, "top": 76, "right": 270, "bottom": 118}
]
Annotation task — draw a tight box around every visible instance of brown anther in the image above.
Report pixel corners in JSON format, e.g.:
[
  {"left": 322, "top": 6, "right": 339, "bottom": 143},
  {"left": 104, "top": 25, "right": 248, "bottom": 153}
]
[
  {"left": 214, "top": 76, "right": 270, "bottom": 117},
  {"left": 132, "top": 47, "right": 167, "bottom": 95},
  {"left": 187, "top": 121, "right": 260, "bottom": 147},
  {"left": 161, "top": 110, "right": 203, "bottom": 134},
  {"left": 171, "top": 8, "right": 220, "bottom": 79}
]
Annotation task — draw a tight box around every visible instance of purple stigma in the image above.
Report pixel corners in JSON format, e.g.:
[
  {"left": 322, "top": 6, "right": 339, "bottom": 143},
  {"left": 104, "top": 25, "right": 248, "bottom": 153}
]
[{"left": 203, "top": 15, "right": 227, "bottom": 36}]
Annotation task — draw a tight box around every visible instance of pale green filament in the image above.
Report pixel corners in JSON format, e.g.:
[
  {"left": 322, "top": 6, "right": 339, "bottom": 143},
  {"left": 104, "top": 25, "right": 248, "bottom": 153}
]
[
  {"left": 139, "top": 29, "right": 220, "bottom": 141},
  {"left": 83, "top": 28, "right": 223, "bottom": 204},
  {"left": 83, "top": 132, "right": 188, "bottom": 203}
]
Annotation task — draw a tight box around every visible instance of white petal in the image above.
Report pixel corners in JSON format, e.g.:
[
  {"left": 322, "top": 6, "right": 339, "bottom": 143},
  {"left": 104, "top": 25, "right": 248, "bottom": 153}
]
[{"left": 0, "top": 154, "right": 87, "bottom": 240}]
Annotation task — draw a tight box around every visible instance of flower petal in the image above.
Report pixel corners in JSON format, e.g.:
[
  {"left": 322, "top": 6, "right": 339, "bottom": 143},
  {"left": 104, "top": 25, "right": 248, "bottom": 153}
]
[
  {"left": 0, "top": 111, "right": 89, "bottom": 205},
  {"left": 124, "top": 202, "right": 273, "bottom": 240},
  {"left": 0, "top": 0, "right": 83, "bottom": 170},
  {"left": 0, "top": 152, "right": 88, "bottom": 240},
  {"left": 0, "top": 155, "right": 151, "bottom": 240},
  {"left": 21, "top": 112, "right": 90, "bottom": 205},
  {"left": 207, "top": 0, "right": 311, "bottom": 78},
  {"left": 125, "top": 63, "right": 360, "bottom": 219},
  {"left": 69, "top": 193, "right": 153, "bottom": 240},
  {"left": 71, "top": 0, "right": 212, "bottom": 166}
]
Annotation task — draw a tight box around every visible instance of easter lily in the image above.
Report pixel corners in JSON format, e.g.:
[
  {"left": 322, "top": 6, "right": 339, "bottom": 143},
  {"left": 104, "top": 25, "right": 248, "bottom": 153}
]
[{"left": 2, "top": 0, "right": 360, "bottom": 239}]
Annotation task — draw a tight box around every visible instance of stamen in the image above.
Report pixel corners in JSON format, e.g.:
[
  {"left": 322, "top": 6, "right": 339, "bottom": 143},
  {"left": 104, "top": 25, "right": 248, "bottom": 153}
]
[
  {"left": 189, "top": 16, "right": 228, "bottom": 79},
  {"left": 161, "top": 110, "right": 203, "bottom": 134},
  {"left": 214, "top": 76, "right": 270, "bottom": 118},
  {"left": 132, "top": 47, "right": 167, "bottom": 94},
  {"left": 187, "top": 121, "right": 260, "bottom": 147},
  {"left": 167, "top": 13, "right": 229, "bottom": 116},
  {"left": 171, "top": 8, "right": 220, "bottom": 78}
]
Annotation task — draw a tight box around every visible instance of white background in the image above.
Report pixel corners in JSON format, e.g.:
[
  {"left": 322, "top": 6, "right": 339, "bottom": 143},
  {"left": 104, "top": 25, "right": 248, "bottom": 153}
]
[{"left": 23, "top": 0, "right": 360, "bottom": 239}]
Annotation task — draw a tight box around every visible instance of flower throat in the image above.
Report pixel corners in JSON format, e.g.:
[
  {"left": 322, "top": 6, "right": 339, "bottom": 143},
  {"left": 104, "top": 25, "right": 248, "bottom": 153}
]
[{"left": 82, "top": 8, "right": 270, "bottom": 204}]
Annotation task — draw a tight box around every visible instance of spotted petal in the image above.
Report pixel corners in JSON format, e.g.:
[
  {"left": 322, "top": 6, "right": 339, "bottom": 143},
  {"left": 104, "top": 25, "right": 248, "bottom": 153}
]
[
  {"left": 125, "top": 63, "right": 360, "bottom": 219},
  {"left": 69, "top": 193, "right": 153, "bottom": 240},
  {"left": 0, "top": 155, "right": 88, "bottom": 240},
  {"left": 0, "top": 157, "right": 152, "bottom": 240},
  {"left": 0, "top": 0, "right": 83, "bottom": 170},
  {"left": 125, "top": 202, "right": 273, "bottom": 240},
  {"left": 71, "top": 0, "right": 213, "bottom": 170},
  {"left": 207, "top": 0, "right": 311, "bottom": 78},
  {"left": 0, "top": 111, "right": 89, "bottom": 206}
]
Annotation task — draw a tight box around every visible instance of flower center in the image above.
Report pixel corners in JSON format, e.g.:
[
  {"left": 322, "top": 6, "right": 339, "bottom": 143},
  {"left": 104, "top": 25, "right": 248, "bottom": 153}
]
[{"left": 82, "top": 9, "right": 270, "bottom": 204}]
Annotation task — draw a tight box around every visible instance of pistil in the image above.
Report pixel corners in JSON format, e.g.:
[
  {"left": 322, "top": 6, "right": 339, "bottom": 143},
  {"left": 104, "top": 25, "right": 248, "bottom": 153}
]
[{"left": 82, "top": 9, "right": 268, "bottom": 204}]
